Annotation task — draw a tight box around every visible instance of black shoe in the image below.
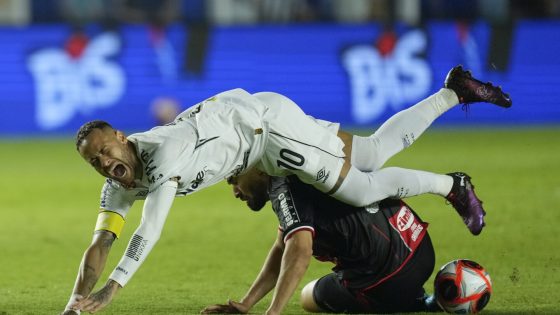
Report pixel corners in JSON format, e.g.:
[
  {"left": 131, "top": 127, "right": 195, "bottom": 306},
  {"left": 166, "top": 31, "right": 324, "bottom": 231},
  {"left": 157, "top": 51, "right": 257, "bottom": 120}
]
[
  {"left": 446, "top": 172, "right": 486, "bottom": 236},
  {"left": 445, "top": 65, "right": 512, "bottom": 108}
]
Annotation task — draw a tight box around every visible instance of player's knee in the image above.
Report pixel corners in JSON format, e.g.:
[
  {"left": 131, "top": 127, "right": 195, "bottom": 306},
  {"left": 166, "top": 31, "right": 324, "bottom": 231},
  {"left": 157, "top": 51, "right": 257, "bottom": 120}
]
[{"left": 300, "top": 279, "right": 323, "bottom": 313}]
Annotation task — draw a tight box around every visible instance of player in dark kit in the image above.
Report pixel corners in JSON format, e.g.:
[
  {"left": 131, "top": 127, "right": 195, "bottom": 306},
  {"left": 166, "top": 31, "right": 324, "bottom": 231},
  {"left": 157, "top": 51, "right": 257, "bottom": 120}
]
[{"left": 202, "top": 168, "right": 443, "bottom": 315}]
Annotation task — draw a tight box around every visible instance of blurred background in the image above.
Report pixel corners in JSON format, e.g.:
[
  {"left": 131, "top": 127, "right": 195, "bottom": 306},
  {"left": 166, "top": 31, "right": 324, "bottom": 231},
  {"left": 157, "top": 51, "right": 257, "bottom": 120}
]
[
  {"left": 1, "top": 2, "right": 560, "bottom": 313},
  {"left": 0, "top": 0, "right": 559, "bottom": 136}
]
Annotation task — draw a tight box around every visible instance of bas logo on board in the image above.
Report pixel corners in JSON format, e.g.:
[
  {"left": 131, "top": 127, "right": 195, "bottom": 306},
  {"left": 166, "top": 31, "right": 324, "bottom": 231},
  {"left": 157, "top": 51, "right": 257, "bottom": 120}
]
[
  {"left": 341, "top": 30, "right": 432, "bottom": 124},
  {"left": 27, "top": 32, "right": 125, "bottom": 130}
]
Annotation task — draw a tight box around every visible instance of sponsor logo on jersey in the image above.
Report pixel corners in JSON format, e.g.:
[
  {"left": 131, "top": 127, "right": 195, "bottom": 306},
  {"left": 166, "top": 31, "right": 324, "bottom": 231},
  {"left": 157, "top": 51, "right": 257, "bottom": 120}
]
[
  {"left": 100, "top": 182, "right": 110, "bottom": 208},
  {"left": 315, "top": 167, "right": 330, "bottom": 184},
  {"left": 125, "top": 234, "right": 148, "bottom": 262},
  {"left": 186, "top": 97, "right": 214, "bottom": 118},
  {"left": 277, "top": 192, "right": 300, "bottom": 227},
  {"left": 100, "top": 179, "right": 119, "bottom": 208},
  {"left": 396, "top": 207, "right": 415, "bottom": 231},
  {"left": 187, "top": 104, "right": 203, "bottom": 118},
  {"left": 141, "top": 149, "right": 163, "bottom": 184},
  {"left": 411, "top": 221, "right": 424, "bottom": 242},
  {"left": 389, "top": 204, "right": 427, "bottom": 252},
  {"left": 185, "top": 166, "right": 208, "bottom": 194}
]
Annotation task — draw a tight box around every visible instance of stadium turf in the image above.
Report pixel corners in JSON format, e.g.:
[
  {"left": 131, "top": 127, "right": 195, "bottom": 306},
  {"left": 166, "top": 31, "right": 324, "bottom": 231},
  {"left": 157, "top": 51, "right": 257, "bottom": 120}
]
[{"left": 0, "top": 127, "right": 558, "bottom": 314}]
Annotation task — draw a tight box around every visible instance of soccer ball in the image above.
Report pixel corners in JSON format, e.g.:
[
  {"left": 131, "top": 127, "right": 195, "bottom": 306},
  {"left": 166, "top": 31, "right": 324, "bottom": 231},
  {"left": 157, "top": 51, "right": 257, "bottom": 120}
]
[{"left": 434, "top": 259, "right": 492, "bottom": 314}]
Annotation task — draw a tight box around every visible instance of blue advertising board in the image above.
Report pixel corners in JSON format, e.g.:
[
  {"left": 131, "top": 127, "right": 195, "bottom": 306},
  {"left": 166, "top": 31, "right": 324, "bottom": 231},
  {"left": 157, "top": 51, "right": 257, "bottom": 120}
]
[{"left": 0, "top": 21, "right": 559, "bottom": 136}]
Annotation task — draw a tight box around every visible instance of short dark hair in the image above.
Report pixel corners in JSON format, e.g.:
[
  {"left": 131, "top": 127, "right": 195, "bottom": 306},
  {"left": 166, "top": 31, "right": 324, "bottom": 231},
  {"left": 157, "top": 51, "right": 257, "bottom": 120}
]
[{"left": 75, "top": 120, "right": 113, "bottom": 150}]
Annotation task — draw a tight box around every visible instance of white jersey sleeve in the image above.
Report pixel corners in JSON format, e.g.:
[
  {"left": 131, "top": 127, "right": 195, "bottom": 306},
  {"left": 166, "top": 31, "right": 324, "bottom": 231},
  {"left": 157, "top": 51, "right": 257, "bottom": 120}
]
[
  {"left": 99, "top": 179, "right": 145, "bottom": 215},
  {"left": 109, "top": 180, "right": 178, "bottom": 287},
  {"left": 95, "top": 179, "right": 150, "bottom": 238}
]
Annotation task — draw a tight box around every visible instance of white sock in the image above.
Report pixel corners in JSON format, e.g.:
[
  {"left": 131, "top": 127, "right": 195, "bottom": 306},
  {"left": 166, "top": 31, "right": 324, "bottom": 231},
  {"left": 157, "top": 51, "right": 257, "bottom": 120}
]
[
  {"left": 351, "top": 88, "right": 459, "bottom": 172},
  {"left": 332, "top": 166, "right": 454, "bottom": 207}
]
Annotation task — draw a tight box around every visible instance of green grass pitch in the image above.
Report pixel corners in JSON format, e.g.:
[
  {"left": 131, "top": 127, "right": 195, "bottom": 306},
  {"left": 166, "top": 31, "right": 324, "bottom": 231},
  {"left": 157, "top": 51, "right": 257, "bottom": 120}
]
[{"left": 0, "top": 128, "right": 559, "bottom": 314}]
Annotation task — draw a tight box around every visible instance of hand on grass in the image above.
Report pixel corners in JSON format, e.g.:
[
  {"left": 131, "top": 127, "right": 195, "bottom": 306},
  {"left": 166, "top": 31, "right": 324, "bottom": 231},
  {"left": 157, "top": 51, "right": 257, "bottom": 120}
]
[
  {"left": 73, "top": 280, "right": 120, "bottom": 313},
  {"left": 201, "top": 299, "right": 249, "bottom": 314}
]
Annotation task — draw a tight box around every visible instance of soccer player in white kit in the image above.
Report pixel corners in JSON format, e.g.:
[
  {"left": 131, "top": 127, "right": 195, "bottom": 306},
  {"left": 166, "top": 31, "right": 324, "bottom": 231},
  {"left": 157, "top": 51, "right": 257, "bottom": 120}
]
[{"left": 62, "top": 66, "right": 511, "bottom": 314}]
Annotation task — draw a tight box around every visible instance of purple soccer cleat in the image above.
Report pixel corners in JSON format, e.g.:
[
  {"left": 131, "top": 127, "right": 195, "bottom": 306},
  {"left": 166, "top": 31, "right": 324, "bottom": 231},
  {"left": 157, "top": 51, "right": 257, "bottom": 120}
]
[
  {"left": 445, "top": 65, "right": 512, "bottom": 108},
  {"left": 446, "top": 172, "right": 486, "bottom": 235}
]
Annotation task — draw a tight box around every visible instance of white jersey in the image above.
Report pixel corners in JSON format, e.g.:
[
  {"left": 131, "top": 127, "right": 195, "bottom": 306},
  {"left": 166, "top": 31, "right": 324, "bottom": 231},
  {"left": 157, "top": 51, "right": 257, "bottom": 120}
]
[
  {"left": 99, "top": 88, "right": 344, "bottom": 216},
  {"left": 99, "top": 88, "right": 345, "bottom": 287},
  {"left": 99, "top": 88, "right": 270, "bottom": 216},
  {"left": 253, "top": 91, "right": 344, "bottom": 192}
]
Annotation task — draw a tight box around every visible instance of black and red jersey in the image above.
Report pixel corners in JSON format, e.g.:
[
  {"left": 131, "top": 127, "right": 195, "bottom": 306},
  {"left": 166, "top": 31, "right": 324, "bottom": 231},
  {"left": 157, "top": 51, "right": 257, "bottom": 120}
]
[{"left": 269, "top": 176, "right": 428, "bottom": 290}]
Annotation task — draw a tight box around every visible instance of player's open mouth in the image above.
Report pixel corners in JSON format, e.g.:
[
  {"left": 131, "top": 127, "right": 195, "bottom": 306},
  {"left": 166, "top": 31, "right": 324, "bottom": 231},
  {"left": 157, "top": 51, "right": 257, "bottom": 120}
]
[{"left": 113, "top": 164, "right": 126, "bottom": 178}]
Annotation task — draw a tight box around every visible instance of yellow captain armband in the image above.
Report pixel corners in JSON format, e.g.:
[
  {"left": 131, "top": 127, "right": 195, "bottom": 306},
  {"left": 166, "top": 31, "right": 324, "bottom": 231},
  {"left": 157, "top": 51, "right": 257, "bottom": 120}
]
[{"left": 94, "top": 210, "right": 125, "bottom": 238}]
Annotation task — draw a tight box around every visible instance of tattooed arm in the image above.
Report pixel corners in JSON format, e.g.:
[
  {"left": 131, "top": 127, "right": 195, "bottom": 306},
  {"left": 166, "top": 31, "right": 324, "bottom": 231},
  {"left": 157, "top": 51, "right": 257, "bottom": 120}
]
[
  {"left": 78, "top": 231, "right": 116, "bottom": 293},
  {"left": 62, "top": 230, "right": 117, "bottom": 314},
  {"left": 72, "top": 180, "right": 178, "bottom": 313}
]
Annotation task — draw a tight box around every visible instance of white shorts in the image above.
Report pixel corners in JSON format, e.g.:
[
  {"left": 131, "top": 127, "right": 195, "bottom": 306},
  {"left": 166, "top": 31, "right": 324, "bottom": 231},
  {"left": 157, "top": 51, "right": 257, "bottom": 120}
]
[{"left": 253, "top": 92, "right": 345, "bottom": 193}]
